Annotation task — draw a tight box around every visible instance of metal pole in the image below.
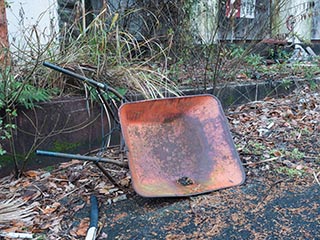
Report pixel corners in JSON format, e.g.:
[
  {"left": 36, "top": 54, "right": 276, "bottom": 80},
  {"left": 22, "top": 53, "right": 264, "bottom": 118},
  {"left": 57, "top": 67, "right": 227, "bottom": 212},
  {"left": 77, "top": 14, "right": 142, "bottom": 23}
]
[
  {"left": 42, "top": 62, "right": 127, "bottom": 101},
  {"left": 36, "top": 150, "right": 128, "bottom": 168}
]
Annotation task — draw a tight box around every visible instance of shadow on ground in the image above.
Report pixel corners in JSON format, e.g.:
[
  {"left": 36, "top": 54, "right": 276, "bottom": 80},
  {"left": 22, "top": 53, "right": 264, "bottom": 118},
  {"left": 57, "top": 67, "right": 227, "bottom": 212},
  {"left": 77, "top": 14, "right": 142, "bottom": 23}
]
[{"left": 74, "top": 179, "right": 319, "bottom": 239}]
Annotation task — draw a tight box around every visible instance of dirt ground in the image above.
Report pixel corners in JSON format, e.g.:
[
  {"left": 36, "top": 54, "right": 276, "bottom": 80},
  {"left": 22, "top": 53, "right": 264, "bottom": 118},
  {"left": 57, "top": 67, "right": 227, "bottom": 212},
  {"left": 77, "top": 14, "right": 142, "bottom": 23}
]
[
  {"left": 0, "top": 83, "right": 319, "bottom": 239},
  {"left": 96, "top": 179, "right": 319, "bottom": 239}
]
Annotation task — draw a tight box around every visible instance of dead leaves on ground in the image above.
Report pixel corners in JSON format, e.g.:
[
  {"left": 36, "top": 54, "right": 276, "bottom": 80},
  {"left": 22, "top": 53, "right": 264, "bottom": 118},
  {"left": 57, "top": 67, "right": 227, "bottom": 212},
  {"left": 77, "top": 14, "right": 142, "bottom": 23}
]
[
  {"left": 0, "top": 149, "right": 130, "bottom": 238},
  {"left": 228, "top": 85, "right": 319, "bottom": 178},
  {"left": 0, "top": 85, "right": 318, "bottom": 238},
  {"left": 69, "top": 218, "right": 90, "bottom": 237},
  {"left": 0, "top": 198, "right": 38, "bottom": 224}
]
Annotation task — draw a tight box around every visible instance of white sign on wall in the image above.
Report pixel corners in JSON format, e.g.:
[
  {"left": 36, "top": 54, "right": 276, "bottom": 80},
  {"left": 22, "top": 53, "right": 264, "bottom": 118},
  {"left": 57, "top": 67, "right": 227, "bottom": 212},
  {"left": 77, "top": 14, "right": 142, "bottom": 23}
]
[
  {"left": 226, "top": 0, "right": 256, "bottom": 19},
  {"left": 240, "top": 0, "right": 256, "bottom": 18}
]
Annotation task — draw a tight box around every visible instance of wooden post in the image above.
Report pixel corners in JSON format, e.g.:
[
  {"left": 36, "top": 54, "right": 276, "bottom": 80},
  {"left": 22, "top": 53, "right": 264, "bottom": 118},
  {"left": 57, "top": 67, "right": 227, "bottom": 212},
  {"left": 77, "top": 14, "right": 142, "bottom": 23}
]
[{"left": 0, "top": 0, "right": 9, "bottom": 65}]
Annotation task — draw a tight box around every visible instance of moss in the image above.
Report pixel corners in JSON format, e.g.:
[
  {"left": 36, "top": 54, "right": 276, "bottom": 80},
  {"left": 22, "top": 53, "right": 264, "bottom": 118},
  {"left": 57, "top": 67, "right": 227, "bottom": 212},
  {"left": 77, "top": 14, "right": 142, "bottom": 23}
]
[
  {"left": 0, "top": 152, "right": 37, "bottom": 168},
  {"left": 52, "top": 140, "right": 81, "bottom": 152},
  {"left": 275, "top": 167, "right": 305, "bottom": 178},
  {"left": 0, "top": 154, "right": 14, "bottom": 166},
  {"left": 0, "top": 153, "right": 25, "bottom": 164},
  {"left": 43, "top": 165, "right": 55, "bottom": 172},
  {"left": 225, "top": 94, "right": 235, "bottom": 106}
]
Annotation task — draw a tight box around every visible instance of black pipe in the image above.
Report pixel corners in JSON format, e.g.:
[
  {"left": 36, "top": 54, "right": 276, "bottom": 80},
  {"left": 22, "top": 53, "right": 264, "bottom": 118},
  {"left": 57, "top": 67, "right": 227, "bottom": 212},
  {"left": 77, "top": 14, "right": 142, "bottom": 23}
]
[
  {"left": 43, "top": 62, "right": 105, "bottom": 89},
  {"left": 89, "top": 195, "right": 98, "bottom": 228},
  {"left": 43, "top": 61, "right": 126, "bottom": 101},
  {"left": 85, "top": 195, "right": 98, "bottom": 240},
  {"left": 36, "top": 150, "right": 128, "bottom": 168}
]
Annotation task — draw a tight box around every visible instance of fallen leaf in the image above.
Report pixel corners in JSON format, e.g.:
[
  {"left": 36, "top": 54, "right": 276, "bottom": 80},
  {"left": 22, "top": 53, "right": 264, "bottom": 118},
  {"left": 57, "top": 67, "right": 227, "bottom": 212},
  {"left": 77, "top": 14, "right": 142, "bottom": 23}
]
[
  {"left": 99, "top": 187, "right": 111, "bottom": 195},
  {"left": 76, "top": 218, "right": 90, "bottom": 237},
  {"left": 38, "top": 221, "right": 52, "bottom": 230},
  {"left": 273, "top": 151, "right": 282, "bottom": 157},
  {"left": 42, "top": 202, "right": 61, "bottom": 214},
  {"left": 119, "top": 176, "right": 131, "bottom": 187},
  {"left": 113, "top": 212, "right": 128, "bottom": 222},
  {"left": 59, "top": 160, "right": 82, "bottom": 169},
  {"left": 99, "top": 232, "right": 108, "bottom": 239},
  {"left": 21, "top": 180, "right": 31, "bottom": 188},
  {"left": 72, "top": 203, "right": 85, "bottom": 212},
  {"left": 97, "top": 182, "right": 115, "bottom": 195},
  {"left": 2, "top": 226, "right": 20, "bottom": 233},
  {"left": 70, "top": 229, "right": 78, "bottom": 237},
  {"left": 283, "top": 160, "right": 295, "bottom": 168},
  {"left": 22, "top": 190, "right": 41, "bottom": 202},
  {"left": 24, "top": 170, "right": 41, "bottom": 178},
  {"left": 113, "top": 194, "right": 127, "bottom": 203},
  {"left": 236, "top": 73, "right": 248, "bottom": 79},
  {"left": 295, "top": 165, "right": 304, "bottom": 170}
]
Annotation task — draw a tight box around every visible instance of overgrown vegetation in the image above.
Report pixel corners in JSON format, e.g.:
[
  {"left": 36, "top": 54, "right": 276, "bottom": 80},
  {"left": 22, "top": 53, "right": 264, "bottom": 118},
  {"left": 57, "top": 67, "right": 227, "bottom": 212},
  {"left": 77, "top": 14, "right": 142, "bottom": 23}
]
[
  {"left": 151, "top": 0, "right": 319, "bottom": 89},
  {"left": 0, "top": 48, "right": 57, "bottom": 176},
  {"left": 1, "top": 1, "right": 183, "bottom": 177},
  {"left": 1, "top": 0, "right": 319, "bottom": 177}
]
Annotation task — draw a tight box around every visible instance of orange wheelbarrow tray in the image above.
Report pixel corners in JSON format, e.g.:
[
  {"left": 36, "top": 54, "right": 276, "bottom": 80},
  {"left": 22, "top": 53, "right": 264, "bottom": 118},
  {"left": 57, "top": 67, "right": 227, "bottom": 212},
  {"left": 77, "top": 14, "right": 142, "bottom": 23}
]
[{"left": 119, "top": 94, "right": 245, "bottom": 197}]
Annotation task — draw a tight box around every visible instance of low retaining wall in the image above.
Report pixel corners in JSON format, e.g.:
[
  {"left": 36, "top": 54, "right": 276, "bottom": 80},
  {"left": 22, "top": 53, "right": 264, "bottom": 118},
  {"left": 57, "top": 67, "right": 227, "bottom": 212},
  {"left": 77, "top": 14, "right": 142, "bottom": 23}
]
[
  {"left": 0, "top": 97, "right": 113, "bottom": 176},
  {"left": 0, "top": 78, "right": 317, "bottom": 176}
]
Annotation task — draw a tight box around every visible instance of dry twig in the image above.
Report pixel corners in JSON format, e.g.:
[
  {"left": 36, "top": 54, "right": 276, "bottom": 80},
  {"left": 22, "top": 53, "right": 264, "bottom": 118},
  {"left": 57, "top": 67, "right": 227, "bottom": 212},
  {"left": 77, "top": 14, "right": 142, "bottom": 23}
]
[{"left": 313, "top": 171, "right": 320, "bottom": 187}]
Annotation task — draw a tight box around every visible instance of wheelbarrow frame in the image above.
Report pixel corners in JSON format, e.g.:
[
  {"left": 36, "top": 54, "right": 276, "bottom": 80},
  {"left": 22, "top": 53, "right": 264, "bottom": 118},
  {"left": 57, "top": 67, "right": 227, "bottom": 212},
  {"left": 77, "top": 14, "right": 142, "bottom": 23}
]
[
  {"left": 38, "top": 62, "right": 245, "bottom": 197},
  {"left": 38, "top": 62, "right": 127, "bottom": 187}
]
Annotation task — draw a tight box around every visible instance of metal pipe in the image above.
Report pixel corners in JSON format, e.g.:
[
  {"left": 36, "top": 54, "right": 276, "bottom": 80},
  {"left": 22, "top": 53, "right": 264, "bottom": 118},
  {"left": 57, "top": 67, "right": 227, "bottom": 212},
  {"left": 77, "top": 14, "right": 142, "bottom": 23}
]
[
  {"left": 43, "top": 61, "right": 105, "bottom": 89},
  {"left": 43, "top": 62, "right": 126, "bottom": 101},
  {"left": 96, "top": 87, "right": 119, "bottom": 124},
  {"left": 36, "top": 150, "right": 128, "bottom": 168},
  {"left": 85, "top": 195, "right": 98, "bottom": 240}
]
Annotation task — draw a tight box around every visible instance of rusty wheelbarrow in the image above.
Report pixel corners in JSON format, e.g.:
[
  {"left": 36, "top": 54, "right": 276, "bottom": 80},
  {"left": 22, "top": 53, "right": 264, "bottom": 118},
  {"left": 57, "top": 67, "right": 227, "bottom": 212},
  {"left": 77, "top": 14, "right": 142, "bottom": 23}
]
[
  {"left": 119, "top": 96, "right": 245, "bottom": 197},
  {"left": 38, "top": 62, "right": 245, "bottom": 198}
]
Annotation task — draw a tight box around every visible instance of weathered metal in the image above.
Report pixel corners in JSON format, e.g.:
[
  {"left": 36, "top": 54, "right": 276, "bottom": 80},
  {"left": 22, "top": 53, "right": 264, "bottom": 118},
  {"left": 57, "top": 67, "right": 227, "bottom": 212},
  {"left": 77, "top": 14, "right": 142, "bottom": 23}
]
[
  {"left": 43, "top": 61, "right": 126, "bottom": 124},
  {"left": 43, "top": 62, "right": 125, "bottom": 101},
  {"left": 0, "top": 1, "right": 8, "bottom": 48},
  {"left": 119, "top": 95, "right": 245, "bottom": 197},
  {"left": 36, "top": 150, "right": 128, "bottom": 168},
  {"left": 41, "top": 63, "right": 245, "bottom": 197}
]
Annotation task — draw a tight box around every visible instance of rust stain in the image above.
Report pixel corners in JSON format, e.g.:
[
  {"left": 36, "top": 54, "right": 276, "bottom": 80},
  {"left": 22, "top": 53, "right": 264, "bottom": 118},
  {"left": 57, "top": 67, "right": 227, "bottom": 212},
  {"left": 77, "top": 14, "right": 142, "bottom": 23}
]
[
  {"left": 119, "top": 95, "right": 245, "bottom": 197},
  {"left": 0, "top": 1, "right": 9, "bottom": 64}
]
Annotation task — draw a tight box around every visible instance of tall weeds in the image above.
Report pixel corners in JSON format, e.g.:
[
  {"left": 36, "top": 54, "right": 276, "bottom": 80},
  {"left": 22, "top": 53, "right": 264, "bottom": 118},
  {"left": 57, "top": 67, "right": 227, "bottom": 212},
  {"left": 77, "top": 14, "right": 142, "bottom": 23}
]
[
  {"left": 49, "top": 4, "right": 181, "bottom": 98},
  {"left": 1, "top": 2, "right": 182, "bottom": 177}
]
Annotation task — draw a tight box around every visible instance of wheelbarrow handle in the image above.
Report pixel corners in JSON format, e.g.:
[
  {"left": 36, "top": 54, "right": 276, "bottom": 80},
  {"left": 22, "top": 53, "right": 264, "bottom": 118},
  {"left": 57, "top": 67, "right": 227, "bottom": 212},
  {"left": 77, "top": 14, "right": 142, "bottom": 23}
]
[
  {"left": 36, "top": 150, "right": 128, "bottom": 168},
  {"left": 43, "top": 61, "right": 125, "bottom": 101},
  {"left": 85, "top": 195, "right": 98, "bottom": 240},
  {"left": 43, "top": 61, "right": 105, "bottom": 89}
]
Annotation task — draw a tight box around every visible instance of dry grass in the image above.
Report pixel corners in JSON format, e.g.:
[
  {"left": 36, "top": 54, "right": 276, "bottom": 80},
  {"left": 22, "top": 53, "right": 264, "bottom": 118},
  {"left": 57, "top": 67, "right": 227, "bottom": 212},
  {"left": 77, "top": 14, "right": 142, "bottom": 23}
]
[
  {"left": 7, "top": 4, "right": 181, "bottom": 100},
  {"left": 0, "top": 198, "right": 37, "bottom": 225}
]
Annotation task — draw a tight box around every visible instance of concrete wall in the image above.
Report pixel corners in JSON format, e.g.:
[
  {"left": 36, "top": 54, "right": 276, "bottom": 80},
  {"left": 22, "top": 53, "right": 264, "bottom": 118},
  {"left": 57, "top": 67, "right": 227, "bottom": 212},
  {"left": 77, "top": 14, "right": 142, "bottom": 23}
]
[
  {"left": 189, "top": 0, "right": 219, "bottom": 44},
  {"left": 6, "top": 0, "right": 58, "bottom": 48},
  {"left": 4, "top": 0, "right": 320, "bottom": 48},
  {"left": 274, "top": 0, "right": 317, "bottom": 42},
  {"left": 311, "top": 1, "right": 320, "bottom": 40}
]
